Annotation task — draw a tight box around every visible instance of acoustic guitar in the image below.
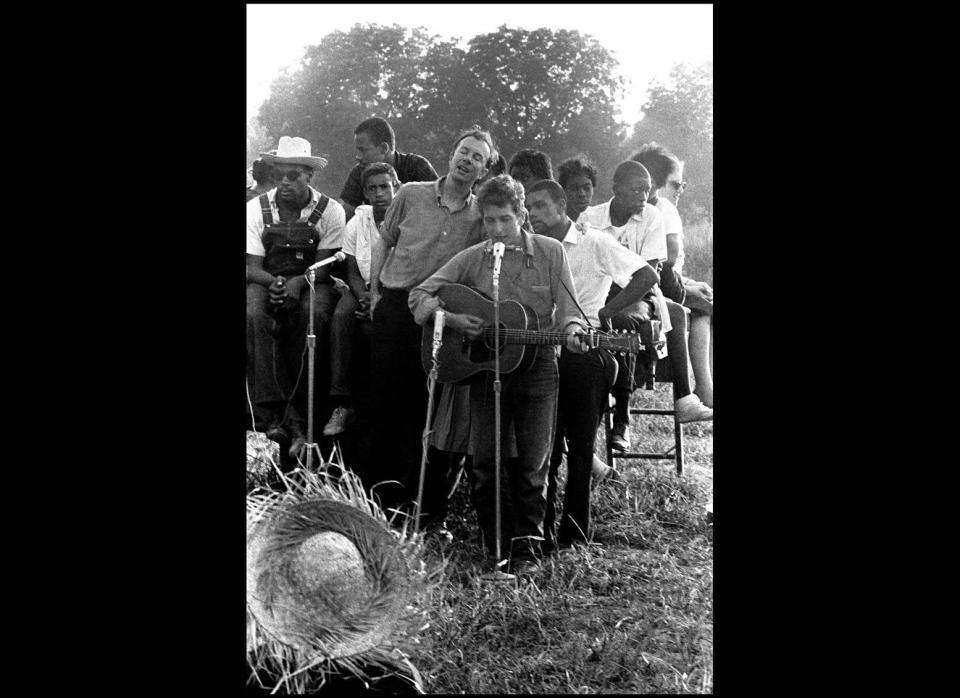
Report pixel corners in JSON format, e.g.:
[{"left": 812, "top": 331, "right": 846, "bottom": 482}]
[{"left": 420, "top": 283, "right": 645, "bottom": 384}]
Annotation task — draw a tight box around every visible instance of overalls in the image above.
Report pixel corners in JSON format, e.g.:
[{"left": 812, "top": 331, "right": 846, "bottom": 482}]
[
  {"left": 259, "top": 193, "right": 329, "bottom": 277},
  {"left": 247, "top": 193, "right": 334, "bottom": 427}
]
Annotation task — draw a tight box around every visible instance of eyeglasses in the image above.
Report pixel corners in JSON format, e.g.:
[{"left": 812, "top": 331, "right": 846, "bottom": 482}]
[
  {"left": 667, "top": 180, "right": 686, "bottom": 190},
  {"left": 275, "top": 168, "right": 306, "bottom": 182}
]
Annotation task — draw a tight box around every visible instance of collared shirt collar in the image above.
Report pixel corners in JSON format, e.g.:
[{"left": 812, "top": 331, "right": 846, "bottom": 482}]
[
  {"left": 268, "top": 186, "right": 321, "bottom": 219},
  {"left": 559, "top": 217, "right": 579, "bottom": 244},
  {"left": 434, "top": 176, "right": 475, "bottom": 212},
  {"left": 482, "top": 228, "right": 536, "bottom": 258},
  {"left": 599, "top": 197, "right": 644, "bottom": 226}
]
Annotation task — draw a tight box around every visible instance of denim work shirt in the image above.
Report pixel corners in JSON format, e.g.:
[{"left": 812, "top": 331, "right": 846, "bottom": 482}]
[{"left": 408, "top": 230, "right": 583, "bottom": 335}]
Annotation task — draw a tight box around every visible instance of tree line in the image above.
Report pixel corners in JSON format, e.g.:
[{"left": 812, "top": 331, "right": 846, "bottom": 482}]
[{"left": 251, "top": 24, "right": 712, "bottom": 223}]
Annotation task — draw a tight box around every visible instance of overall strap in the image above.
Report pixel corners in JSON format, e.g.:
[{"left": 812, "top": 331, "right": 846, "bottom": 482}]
[
  {"left": 305, "top": 193, "right": 329, "bottom": 227},
  {"left": 259, "top": 194, "right": 273, "bottom": 225}
]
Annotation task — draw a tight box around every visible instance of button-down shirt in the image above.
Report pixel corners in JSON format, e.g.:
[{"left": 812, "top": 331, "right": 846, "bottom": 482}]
[
  {"left": 576, "top": 199, "right": 667, "bottom": 263},
  {"left": 379, "top": 177, "right": 485, "bottom": 291},
  {"left": 408, "top": 230, "right": 582, "bottom": 335},
  {"left": 246, "top": 187, "right": 345, "bottom": 256},
  {"left": 340, "top": 204, "right": 378, "bottom": 284},
  {"left": 559, "top": 219, "right": 648, "bottom": 327}
]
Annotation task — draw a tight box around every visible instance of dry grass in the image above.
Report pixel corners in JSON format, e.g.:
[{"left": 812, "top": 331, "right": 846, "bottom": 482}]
[
  {"left": 246, "top": 384, "right": 713, "bottom": 694},
  {"left": 408, "top": 384, "right": 713, "bottom": 694}
]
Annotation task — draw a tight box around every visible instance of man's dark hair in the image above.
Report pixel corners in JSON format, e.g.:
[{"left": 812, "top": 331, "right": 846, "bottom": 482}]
[
  {"left": 452, "top": 126, "right": 496, "bottom": 168},
  {"left": 354, "top": 116, "right": 396, "bottom": 150},
  {"left": 508, "top": 149, "right": 554, "bottom": 180},
  {"left": 477, "top": 174, "right": 526, "bottom": 216},
  {"left": 251, "top": 159, "right": 274, "bottom": 185},
  {"left": 525, "top": 179, "right": 566, "bottom": 209},
  {"left": 613, "top": 160, "right": 651, "bottom": 186},
  {"left": 361, "top": 162, "right": 400, "bottom": 189},
  {"left": 557, "top": 157, "right": 598, "bottom": 189},
  {"left": 630, "top": 143, "right": 681, "bottom": 189}
]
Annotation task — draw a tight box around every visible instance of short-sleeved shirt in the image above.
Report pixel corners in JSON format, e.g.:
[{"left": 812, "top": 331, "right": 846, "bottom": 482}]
[
  {"left": 577, "top": 199, "right": 667, "bottom": 263},
  {"left": 559, "top": 219, "right": 648, "bottom": 327},
  {"left": 340, "top": 151, "right": 438, "bottom": 208},
  {"left": 378, "top": 177, "right": 485, "bottom": 291},
  {"left": 341, "top": 205, "right": 379, "bottom": 284},
  {"left": 408, "top": 230, "right": 583, "bottom": 334},
  {"left": 655, "top": 196, "right": 685, "bottom": 275},
  {"left": 577, "top": 199, "right": 672, "bottom": 334},
  {"left": 246, "top": 187, "right": 345, "bottom": 256}
]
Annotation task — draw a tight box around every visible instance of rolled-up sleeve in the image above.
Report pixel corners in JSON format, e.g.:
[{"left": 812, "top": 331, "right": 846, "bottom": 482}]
[
  {"left": 550, "top": 245, "right": 584, "bottom": 332},
  {"left": 408, "top": 249, "right": 471, "bottom": 325},
  {"left": 380, "top": 186, "right": 408, "bottom": 248},
  {"left": 247, "top": 199, "right": 265, "bottom": 256}
]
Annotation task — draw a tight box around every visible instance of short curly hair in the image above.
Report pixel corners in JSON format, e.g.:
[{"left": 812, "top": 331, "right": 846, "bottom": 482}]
[
  {"left": 508, "top": 149, "right": 553, "bottom": 181},
  {"left": 360, "top": 162, "right": 400, "bottom": 189},
  {"left": 355, "top": 116, "right": 396, "bottom": 150},
  {"left": 557, "top": 157, "right": 598, "bottom": 189},
  {"left": 477, "top": 174, "right": 526, "bottom": 217}
]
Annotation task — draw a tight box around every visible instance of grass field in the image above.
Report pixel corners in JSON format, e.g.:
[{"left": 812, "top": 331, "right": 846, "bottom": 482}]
[{"left": 406, "top": 384, "right": 714, "bottom": 694}]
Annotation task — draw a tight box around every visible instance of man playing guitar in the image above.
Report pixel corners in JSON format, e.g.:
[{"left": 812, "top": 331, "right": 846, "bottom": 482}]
[{"left": 408, "top": 175, "right": 587, "bottom": 575}]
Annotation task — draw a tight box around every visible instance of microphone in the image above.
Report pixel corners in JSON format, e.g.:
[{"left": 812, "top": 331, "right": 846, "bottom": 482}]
[
  {"left": 306, "top": 250, "right": 346, "bottom": 272},
  {"left": 492, "top": 242, "right": 505, "bottom": 279},
  {"left": 433, "top": 309, "right": 445, "bottom": 344}
]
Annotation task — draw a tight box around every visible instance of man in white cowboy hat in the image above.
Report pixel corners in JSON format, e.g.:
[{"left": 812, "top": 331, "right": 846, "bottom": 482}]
[{"left": 246, "top": 136, "right": 346, "bottom": 459}]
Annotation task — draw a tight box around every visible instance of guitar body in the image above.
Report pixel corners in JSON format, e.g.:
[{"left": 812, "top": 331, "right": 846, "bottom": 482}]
[{"left": 421, "top": 284, "right": 540, "bottom": 383}]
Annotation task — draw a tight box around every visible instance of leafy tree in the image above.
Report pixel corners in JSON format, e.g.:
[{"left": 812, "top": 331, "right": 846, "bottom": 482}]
[
  {"left": 257, "top": 24, "right": 449, "bottom": 194},
  {"left": 625, "top": 62, "right": 713, "bottom": 222},
  {"left": 463, "top": 26, "right": 626, "bottom": 177},
  {"left": 255, "top": 24, "right": 630, "bottom": 198}
]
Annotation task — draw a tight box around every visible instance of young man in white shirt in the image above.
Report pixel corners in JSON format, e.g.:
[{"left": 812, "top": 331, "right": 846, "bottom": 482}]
[
  {"left": 323, "top": 163, "right": 399, "bottom": 437},
  {"left": 578, "top": 161, "right": 710, "bottom": 453},
  {"left": 526, "top": 179, "right": 659, "bottom": 550}
]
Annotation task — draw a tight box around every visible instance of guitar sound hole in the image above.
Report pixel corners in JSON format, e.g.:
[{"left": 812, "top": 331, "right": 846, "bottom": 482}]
[{"left": 465, "top": 324, "right": 507, "bottom": 363}]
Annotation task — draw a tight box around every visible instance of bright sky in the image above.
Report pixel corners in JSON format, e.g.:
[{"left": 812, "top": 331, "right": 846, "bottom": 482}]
[{"left": 247, "top": 3, "right": 712, "bottom": 126}]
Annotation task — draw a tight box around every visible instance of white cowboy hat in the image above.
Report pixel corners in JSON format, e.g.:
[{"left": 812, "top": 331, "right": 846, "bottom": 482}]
[{"left": 260, "top": 136, "right": 328, "bottom": 170}]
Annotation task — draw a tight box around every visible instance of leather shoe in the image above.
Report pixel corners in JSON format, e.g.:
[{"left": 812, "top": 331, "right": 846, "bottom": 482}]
[{"left": 610, "top": 421, "right": 631, "bottom": 451}]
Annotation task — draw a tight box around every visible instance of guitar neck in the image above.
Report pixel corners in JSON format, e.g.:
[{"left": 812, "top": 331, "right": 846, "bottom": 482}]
[{"left": 477, "top": 328, "right": 620, "bottom": 349}]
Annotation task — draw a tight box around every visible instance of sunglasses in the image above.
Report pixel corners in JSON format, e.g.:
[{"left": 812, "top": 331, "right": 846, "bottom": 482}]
[{"left": 275, "top": 168, "right": 307, "bottom": 182}]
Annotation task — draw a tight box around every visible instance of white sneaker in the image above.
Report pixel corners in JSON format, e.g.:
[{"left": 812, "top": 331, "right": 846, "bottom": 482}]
[
  {"left": 675, "top": 394, "right": 713, "bottom": 423},
  {"left": 323, "top": 406, "right": 356, "bottom": 436}
]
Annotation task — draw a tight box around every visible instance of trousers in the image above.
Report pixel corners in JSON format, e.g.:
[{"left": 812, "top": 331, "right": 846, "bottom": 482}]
[
  {"left": 544, "top": 347, "right": 618, "bottom": 546},
  {"left": 246, "top": 282, "right": 335, "bottom": 426},
  {"left": 468, "top": 349, "right": 559, "bottom": 560}
]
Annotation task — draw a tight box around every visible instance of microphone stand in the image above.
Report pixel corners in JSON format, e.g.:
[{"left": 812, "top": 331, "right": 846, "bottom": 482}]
[
  {"left": 413, "top": 309, "right": 445, "bottom": 537},
  {"left": 481, "top": 243, "right": 515, "bottom": 583},
  {"left": 302, "top": 252, "right": 345, "bottom": 471},
  {"left": 305, "top": 267, "right": 317, "bottom": 471}
]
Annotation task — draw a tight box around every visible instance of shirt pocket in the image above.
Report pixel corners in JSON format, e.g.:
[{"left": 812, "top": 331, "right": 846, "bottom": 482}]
[{"left": 528, "top": 284, "right": 555, "bottom": 318}]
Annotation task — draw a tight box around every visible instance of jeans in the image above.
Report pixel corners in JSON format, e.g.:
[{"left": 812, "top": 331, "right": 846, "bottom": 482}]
[
  {"left": 329, "top": 291, "right": 372, "bottom": 398},
  {"left": 544, "top": 347, "right": 618, "bottom": 546},
  {"left": 246, "top": 282, "right": 335, "bottom": 427},
  {"left": 468, "top": 349, "right": 559, "bottom": 560}
]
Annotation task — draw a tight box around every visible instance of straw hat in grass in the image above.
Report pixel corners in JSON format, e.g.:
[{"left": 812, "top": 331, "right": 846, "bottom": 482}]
[{"left": 247, "top": 466, "right": 427, "bottom": 694}]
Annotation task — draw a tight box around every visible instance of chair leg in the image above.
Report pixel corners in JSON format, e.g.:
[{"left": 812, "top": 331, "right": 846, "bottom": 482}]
[
  {"left": 673, "top": 413, "right": 684, "bottom": 476},
  {"left": 605, "top": 409, "right": 615, "bottom": 468}
]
